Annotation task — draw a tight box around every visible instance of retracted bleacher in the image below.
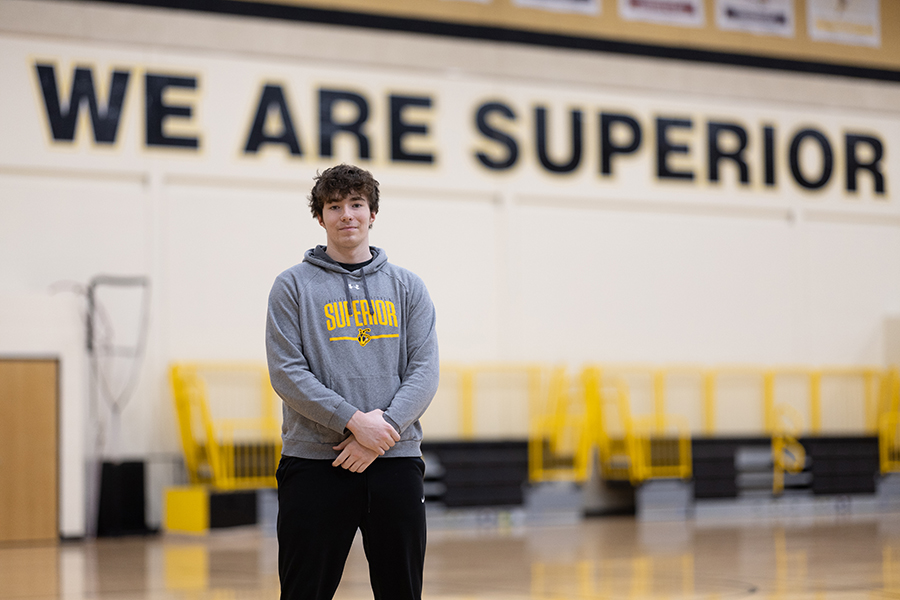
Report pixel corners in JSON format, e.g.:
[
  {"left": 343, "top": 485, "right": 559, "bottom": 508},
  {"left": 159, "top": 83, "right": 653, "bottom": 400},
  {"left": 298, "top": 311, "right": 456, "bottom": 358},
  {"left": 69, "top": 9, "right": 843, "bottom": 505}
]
[{"left": 164, "top": 361, "right": 900, "bottom": 527}]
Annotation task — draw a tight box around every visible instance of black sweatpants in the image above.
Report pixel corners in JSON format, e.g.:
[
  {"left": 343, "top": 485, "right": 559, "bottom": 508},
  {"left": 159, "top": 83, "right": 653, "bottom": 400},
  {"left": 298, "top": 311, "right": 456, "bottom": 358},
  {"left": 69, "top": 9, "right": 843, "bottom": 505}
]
[{"left": 276, "top": 455, "right": 426, "bottom": 600}]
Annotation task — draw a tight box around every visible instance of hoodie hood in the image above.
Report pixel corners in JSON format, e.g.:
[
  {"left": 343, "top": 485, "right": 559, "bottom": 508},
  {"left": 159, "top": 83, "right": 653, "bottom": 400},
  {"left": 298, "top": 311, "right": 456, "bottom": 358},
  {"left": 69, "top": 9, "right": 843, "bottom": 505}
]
[{"left": 303, "top": 245, "right": 388, "bottom": 275}]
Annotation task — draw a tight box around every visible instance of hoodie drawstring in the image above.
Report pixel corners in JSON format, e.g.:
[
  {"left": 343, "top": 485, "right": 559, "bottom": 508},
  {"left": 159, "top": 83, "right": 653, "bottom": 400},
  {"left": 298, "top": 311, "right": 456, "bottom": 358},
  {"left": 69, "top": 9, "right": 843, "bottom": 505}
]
[
  {"left": 340, "top": 273, "right": 354, "bottom": 316},
  {"left": 359, "top": 269, "right": 373, "bottom": 313},
  {"left": 341, "top": 270, "right": 374, "bottom": 321}
]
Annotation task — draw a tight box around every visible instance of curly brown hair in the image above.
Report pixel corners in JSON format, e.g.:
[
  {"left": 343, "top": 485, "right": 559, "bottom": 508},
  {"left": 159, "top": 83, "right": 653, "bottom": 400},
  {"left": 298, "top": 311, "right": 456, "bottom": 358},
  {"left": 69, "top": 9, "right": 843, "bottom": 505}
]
[{"left": 308, "top": 164, "right": 380, "bottom": 220}]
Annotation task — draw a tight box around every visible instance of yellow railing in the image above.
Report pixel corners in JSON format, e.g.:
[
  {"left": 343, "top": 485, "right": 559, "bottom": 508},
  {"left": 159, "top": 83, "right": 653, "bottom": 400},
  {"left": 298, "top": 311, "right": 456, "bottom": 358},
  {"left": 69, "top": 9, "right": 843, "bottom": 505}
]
[
  {"left": 587, "top": 369, "right": 634, "bottom": 482},
  {"left": 529, "top": 366, "right": 592, "bottom": 482},
  {"left": 878, "top": 369, "right": 900, "bottom": 474},
  {"left": 170, "top": 363, "right": 281, "bottom": 490},
  {"left": 169, "top": 361, "right": 900, "bottom": 491},
  {"left": 585, "top": 367, "right": 693, "bottom": 484},
  {"left": 771, "top": 404, "right": 806, "bottom": 495},
  {"left": 431, "top": 362, "right": 545, "bottom": 441},
  {"left": 431, "top": 363, "right": 899, "bottom": 485},
  {"left": 881, "top": 412, "right": 900, "bottom": 474},
  {"left": 629, "top": 414, "right": 693, "bottom": 483}
]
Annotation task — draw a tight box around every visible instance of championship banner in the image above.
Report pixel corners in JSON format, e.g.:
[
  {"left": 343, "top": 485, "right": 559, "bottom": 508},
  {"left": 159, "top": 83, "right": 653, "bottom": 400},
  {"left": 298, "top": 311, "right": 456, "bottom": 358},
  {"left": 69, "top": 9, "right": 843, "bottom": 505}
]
[
  {"left": 513, "top": 0, "right": 600, "bottom": 15},
  {"left": 717, "top": 0, "right": 795, "bottom": 37},
  {"left": 808, "top": 0, "right": 880, "bottom": 47},
  {"left": 618, "top": 0, "right": 705, "bottom": 27}
]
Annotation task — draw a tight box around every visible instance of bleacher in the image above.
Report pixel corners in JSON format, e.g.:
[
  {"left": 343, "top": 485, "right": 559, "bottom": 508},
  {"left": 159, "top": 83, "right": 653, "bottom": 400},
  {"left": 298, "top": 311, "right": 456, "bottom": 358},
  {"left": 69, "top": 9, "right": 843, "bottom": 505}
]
[{"left": 164, "top": 361, "right": 900, "bottom": 530}]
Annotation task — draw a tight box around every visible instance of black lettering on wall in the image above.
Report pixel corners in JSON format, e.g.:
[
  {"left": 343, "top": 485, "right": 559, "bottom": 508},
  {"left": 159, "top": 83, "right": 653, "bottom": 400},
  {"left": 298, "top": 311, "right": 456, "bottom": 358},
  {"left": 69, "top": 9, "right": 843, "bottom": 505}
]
[
  {"left": 707, "top": 121, "right": 749, "bottom": 184},
  {"left": 145, "top": 74, "right": 199, "bottom": 148},
  {"left": 474, "top": 102, "right": 518, "bottom": 170},
  {"left": 244, "top": 84, "right": 302, "bottom": 155},
  {"left": 390, "top": 95, "right": 434, "bottom": 163},
  {"left": 35, "top": 63, "right": 129, "bottom": 144},
  {"left": 319, "top": 89, "right": 370, "bottom": 159},
  {"left": 763, "top": 125, "right": 776, "bottom": 187},
  {"left": 600, "top": 113, "right": 642, "bottom": 176},
  {"left": 789, "top": 128, "right": 833, "bottom": 190},
  {"left": 656, "top": 117, "right": 694, "bottom": 180},
  {"left": 535, "top": 106, "right": 582, "bottom": 173},
  {"left": 845, "top": 134, "right": 885, "bottom": 195}
]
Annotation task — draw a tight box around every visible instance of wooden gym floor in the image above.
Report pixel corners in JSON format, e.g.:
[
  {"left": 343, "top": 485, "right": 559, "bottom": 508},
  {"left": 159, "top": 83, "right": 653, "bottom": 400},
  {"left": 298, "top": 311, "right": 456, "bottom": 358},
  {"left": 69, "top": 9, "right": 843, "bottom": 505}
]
[{"left": 1, "top": 511, "right": 897, "bottom": 600}]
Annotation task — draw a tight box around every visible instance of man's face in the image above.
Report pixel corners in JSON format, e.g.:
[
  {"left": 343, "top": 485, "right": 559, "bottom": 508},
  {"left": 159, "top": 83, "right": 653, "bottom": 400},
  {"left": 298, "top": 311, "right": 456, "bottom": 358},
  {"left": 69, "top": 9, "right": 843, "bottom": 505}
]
[{"left": 317, "top": 191, "right": 376, "bottom": 253}]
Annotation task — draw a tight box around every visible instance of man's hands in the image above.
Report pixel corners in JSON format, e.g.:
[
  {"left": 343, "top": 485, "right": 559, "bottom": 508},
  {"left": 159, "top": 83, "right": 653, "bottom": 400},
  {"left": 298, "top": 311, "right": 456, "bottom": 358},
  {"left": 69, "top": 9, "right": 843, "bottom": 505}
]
[
  {"left": 346, "top": 409, "right": 400, "bottom": 455},
  {"left": 333, "top": 409, "right": 400, "bottom": 473},
  {"left": 332, "top": 435, "right": 379, "bottom": 472}
]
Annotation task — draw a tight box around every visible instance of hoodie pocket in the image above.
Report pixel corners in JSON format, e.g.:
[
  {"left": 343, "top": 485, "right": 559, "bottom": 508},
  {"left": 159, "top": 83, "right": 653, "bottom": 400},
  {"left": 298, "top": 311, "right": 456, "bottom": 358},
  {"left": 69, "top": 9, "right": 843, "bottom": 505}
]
[
  {"left": 313, "top": 422, "right": 344, "bottom": 443},
  {"left": 329, "top": 374, "right": 402, "bottom": 414},
  {"left": 284, "top": 412, "right": 343, "bottom": 445}
]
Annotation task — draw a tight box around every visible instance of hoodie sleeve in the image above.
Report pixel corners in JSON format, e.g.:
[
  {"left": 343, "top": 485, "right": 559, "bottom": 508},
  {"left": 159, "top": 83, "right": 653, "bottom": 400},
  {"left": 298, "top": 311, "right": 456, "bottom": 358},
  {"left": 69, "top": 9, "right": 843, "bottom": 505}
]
[
  {"left": 383, "top": 273, "right": 440, "bottom": 434},
  {"left": 266, "top": 272, "right": 359, "bottom": 434}
]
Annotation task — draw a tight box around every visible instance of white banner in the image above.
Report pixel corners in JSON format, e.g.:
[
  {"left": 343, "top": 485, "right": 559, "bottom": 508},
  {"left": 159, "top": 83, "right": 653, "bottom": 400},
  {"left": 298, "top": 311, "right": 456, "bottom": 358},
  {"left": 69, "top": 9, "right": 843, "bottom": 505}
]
[
  {"left": 717, "top": 0, "right": 794, "bottom": 36},
  {"left": 513, "top": 0, "right": 600, "bottom": 14},
  {"left": 807, "top": 0, "right": 880, "bottom": 47},
  {"left": 619, "top": 0, "right": 705, "bottom": 26},
  {"left": 1, "top": 36, "right": 895, "bottom": 210}
]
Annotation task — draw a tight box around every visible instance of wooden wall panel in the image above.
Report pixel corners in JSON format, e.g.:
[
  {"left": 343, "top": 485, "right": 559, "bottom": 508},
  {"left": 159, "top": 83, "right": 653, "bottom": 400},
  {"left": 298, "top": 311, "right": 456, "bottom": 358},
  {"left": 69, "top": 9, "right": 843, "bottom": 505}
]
[{"left": 0, "top": 359, "right": 58, "bottom": 543}]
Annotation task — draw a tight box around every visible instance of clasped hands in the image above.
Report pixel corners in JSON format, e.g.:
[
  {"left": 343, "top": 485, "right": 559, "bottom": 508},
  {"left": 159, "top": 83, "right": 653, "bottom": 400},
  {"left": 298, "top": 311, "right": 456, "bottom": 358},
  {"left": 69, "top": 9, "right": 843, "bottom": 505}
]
[{"left": 332, "top": 409, "right": 400, "bottom": 473}]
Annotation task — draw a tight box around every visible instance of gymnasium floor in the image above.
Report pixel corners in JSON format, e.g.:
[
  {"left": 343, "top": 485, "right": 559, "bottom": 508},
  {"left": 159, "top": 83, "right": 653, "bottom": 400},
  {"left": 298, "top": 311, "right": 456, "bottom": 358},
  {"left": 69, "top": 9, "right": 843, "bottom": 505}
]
[{"left": 1, "top": 510, "right": 897, "bottom": 600}]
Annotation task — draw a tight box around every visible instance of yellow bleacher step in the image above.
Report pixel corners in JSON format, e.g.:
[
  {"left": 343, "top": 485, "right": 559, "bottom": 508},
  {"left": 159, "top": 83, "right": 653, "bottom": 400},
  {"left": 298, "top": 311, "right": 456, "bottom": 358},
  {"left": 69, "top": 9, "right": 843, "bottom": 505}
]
[{"left": 164, "top": 485, "right": 270, "bottom": 534}]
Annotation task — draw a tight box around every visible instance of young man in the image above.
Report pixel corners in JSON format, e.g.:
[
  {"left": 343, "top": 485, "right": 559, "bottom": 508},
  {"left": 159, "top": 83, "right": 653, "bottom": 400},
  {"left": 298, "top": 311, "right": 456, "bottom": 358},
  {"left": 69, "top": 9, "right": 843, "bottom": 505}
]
[{"left": 266, "top": 164, "right": 440, "bottom": 600}]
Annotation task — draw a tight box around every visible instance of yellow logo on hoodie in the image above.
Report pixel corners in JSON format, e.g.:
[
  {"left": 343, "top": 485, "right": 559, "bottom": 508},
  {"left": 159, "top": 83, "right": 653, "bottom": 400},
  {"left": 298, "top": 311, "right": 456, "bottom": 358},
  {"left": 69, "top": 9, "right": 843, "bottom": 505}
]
[
  {"left": 324, "top": 299, "right": 398, "bottom": 331},
  {"left": 325, "top": 300, "right": 400, "bottom": 346}
]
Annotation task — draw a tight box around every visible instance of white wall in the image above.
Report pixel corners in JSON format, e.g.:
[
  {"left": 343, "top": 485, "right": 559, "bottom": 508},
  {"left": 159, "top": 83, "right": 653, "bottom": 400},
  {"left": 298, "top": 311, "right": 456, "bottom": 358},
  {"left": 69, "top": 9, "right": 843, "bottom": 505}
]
[{"left": 2, "top": 0, "right": 900, "bottom": 533}]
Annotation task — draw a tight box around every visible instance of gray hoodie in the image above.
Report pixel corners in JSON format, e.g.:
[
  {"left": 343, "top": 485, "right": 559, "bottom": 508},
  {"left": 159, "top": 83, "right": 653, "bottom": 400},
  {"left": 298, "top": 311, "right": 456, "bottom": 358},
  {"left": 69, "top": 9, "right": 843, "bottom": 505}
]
[{"left": 266, "top": 245, "right": 439, "bottom": 459}]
